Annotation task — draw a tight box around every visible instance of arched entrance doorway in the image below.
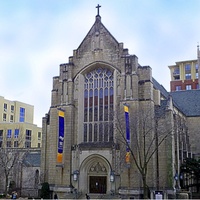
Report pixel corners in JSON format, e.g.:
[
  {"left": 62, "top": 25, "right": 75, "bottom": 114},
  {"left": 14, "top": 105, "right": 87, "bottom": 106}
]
[
  {"left": 79, "top": 154, "right": 111, "bottom": 194},
  {"left": 88, "top": 162, "right": 107, "bottom": 194}
]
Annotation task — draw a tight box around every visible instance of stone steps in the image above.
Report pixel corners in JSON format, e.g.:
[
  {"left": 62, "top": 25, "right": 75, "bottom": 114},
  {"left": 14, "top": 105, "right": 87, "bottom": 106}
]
[{"left": 77, "top": 193, "right": 120, "bottom": 199}]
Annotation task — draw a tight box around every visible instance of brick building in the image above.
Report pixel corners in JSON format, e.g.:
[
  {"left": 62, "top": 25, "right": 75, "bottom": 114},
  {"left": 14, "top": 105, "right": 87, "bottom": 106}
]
[{"left": 168, "top": 46, "right": 200, "bottom": 91}]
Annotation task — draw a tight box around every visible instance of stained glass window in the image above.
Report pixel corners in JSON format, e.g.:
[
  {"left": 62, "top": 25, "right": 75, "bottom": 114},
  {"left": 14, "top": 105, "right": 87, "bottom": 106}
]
[{"left": 83, "top": 68, "right": 114, "bottom": 142}]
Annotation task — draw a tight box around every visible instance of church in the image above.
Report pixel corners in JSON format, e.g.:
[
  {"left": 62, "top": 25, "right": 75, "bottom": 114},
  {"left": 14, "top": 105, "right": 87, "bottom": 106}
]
[{"left": 41, "top": 5, "right": 199, "bottom": 199}]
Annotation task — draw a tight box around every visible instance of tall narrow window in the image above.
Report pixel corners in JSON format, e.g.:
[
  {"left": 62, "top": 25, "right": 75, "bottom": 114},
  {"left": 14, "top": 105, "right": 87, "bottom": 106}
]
[
  {"left": 38, "top": 132, "right": 41, "bottom": 140},
  {"left": 11, "top": 105, "right": 14, "bottom": 113},
  {"left": 35, "top": 169, "right": 39, "bottom": 188},
  {"left": 4, "top": 103, "right": 7, "bottom": 112},
  {"left": 14, "top": 129, "right": 19, "bottom": 138},
  {"left": 0, "top": 130, "right": 3, "bottom": 147},
  {"left": 7, "top": 141, "right": 11, "bottom": 147},
  {"left": 83, "top": 67, "right": 114, "bottom": 143},
  {"left": 19, "top": 107, "right": 25, "bottom": 122},
  {"left": 7, "top": 129, "right": 12, "bottom": 138},
  {"left": 185, "top": 64, "right": 191, "bottom": 80},
  {"left": 3, "top": 113, "right": 6, "bottom": 121},
  {"left": 196, "top": 64, "right": 199, "bottom": 78},
  {"left": 14, "top": 141, "right": 18, "bottom": 148},
  {"left": 25, "top": 129, "right": 31, "bottom": 148},
  {"left": 10, "top": 115, "right": 14, "bottom": 122},
  {"left": 0, "top": 130, "right": 3, "bottom": 139}
]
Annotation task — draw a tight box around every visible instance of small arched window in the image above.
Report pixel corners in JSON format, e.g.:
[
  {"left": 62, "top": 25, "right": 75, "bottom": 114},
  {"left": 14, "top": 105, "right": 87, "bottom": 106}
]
[{"left": 35, "top": 169, "right": 39, "bottom": 188}]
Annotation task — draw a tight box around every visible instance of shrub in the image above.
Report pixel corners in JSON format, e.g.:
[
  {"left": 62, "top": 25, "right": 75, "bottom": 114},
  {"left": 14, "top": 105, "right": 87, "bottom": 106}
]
[{"left": 40, "top": 182, "right": 50, "bottom": 199}]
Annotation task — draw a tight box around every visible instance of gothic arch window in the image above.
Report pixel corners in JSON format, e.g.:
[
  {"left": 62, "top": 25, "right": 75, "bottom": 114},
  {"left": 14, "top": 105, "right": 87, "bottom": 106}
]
[
  {"left": 83, "top": 67, "right": 114, "bottom": 143},
  {"left": 35, "top": 169, "right": 39, "bottom": 188}
]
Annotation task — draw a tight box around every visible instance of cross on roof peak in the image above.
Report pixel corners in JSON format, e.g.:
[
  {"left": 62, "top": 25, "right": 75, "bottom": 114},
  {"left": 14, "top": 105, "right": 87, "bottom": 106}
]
[{"left": 96, "top": 4, "right": 101, "bottom": 16}]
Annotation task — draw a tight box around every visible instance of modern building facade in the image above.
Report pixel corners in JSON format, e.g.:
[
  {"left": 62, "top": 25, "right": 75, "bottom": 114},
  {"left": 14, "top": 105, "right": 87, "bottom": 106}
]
[
  {"left": 41, "top": 7, "right": 200, "bottom": 199},
  {"left": 168, "top": 47, "right": 200, "bottom": 91},
  {"left": 0, "top": 96, "right": 42, "bottom": 148},
  {"left": 0, "top": 96, "right": 42, "bottom": 196}
]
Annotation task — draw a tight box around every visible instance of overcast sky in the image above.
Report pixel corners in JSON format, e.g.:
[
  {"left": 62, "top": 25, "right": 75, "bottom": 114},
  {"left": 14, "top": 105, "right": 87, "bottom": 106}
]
[{"left": 0, "top": 0, "right": 200, "bottom": 127}]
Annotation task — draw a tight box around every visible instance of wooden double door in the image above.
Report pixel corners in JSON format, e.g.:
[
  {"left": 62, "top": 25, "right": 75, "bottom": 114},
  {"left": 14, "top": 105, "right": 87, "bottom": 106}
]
[{"left": 89, "top": 176, "right": 107, "bottom": 194}]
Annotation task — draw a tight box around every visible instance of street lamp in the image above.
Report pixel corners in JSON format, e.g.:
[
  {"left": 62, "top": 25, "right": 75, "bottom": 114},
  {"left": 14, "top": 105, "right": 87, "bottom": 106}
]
[
  {"left": 174, "top": 173, "right": 178, "bottom": 181},
  {"left": 73, "top": 170, "right": 79, "bottom": 181},
  {"left": 110, "top": 171, "right": 115, "bottom": 182}
]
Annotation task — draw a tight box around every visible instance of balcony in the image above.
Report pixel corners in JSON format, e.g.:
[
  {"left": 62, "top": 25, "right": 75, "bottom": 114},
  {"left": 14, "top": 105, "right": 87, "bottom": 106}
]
[
  {"left": 173, "top": 71, "right": 180, "bottom": 80},
  {"left": 173, "top": 71, "right": 180, "bottom": 76}
]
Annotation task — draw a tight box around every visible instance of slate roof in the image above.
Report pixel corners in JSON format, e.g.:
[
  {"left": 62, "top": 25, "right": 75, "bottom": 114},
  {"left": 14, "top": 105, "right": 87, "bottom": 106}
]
[
  {"left": 170, "top": 90, "right": 200, "bottom": 117},
  {"left": 23, "top": 151, "right": 41, "bottom": 167},
  {"left": 152, "top": 77, "right": 169, "bottom": 99},
  {"left": 152, "top": 77, "right": 200, "bottom": 117}
]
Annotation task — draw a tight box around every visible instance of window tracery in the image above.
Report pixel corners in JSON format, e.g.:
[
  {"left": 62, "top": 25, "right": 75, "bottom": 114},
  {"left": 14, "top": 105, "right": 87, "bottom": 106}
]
[{"left": 83, "top": 67, "right": 114, "bottom": 143}]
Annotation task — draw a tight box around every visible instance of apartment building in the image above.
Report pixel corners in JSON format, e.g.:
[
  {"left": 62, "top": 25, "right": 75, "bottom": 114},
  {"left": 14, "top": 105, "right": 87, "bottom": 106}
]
[
  {"left": 0, "top": 96, "right": 42, "bottom": 148},
  {"left": 168, "top": 46, "right": 200, "bottom": 91}
]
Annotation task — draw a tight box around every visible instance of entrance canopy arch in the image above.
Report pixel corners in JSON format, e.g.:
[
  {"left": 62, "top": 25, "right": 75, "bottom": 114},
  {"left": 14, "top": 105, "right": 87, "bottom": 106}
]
[{"left": 79, "top": 154, "right": 113, "bottom": 194}]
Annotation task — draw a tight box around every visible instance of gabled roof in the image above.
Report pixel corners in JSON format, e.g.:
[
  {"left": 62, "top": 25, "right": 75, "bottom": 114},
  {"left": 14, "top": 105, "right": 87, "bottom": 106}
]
[
  {"left": 170, "top": 90, "right": 200, "bottom": 117},
  {"left": 76, "top": 14, "right": 121, "bottom": 53}
]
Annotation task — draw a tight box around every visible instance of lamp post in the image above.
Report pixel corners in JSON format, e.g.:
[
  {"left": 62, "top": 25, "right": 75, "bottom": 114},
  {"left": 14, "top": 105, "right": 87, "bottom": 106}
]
[
  {"left": 73, "top": 170, "right": 79, "bottom": 181},
  {"left": 110, "top": 171, "right": 115, "bottom": 182},
  {"left": 174, "top": 172, "right": 179, "bottom": 190},
  {"left": 174, "top": 171, "right": 183, "bottom": 191}
]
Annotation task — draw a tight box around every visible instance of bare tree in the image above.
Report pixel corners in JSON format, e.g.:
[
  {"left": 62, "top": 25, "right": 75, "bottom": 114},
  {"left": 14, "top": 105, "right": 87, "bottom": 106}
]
[
  {"left": 0, "top": 148, "right": 22, "bottom": 195},
  {"left": 0, "top": 126, "right": 26, "bottom": 196},
  {"left": 115, "top": 101, "right": 174, "bottom": 198}
]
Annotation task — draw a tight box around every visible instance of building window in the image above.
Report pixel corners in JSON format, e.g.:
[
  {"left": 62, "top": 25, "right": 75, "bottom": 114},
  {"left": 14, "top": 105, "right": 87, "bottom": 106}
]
[
  {"left": 83, "top": 67, "right": 114, "bottom": 143},
  {"left": 7, "top": 141, "right": 11, "bottom": 147},
  {"left": 38, "top": 143, "right": 41, "bottom": 148},
  {"left": 38, "top": 132, "right": 41, "bottom": 140},
  {"left": 185, "top": 64, "right": 191, "bottom": 71},
  {"left": 0, "top": 130, "right": 3, "bottom": 139},
  {"left": 195, "top": 63, "right": 199, "bottom": 78},
  {"left": 186, "top": 85, "right": 192, "bottom": 90},
  {"left": 19, "top": 107, "right": 25, "bottom": 122},
  {"left": 26, "top": 130, "right": 31, "bottom": 140},
  {"left": 175, "top": 86, "right": 181, "bottom": 91},
  {"left": 10, "top": 115, "right": 14, "bottom": 122},
  {"left": 0, "top": 130, "right": 3, "bottom": 147},
  {"left": 3, "top": 113, "right": 6, "bottom": 121},
  {"left": 185, "top": 73, "right": 191, "bottom": 80},
  {"left": 4, "top": 103, "right": 7, "bottom": 112},
  {"left": 196, "top": 84, "right": 199, "bottom": 89},
  {"left": 11, "top": 105, "right": 14, "bottom": 113},
  {"left": 35, "top": 169, "right": 40, "bottom": 188},
  {"left": 173, "top": 67, "right": 180, "bottom": 80},
  {"left": 14, "top": 141, "right": 18, "bottom": 148},
  {"left": 25, "top": 141, "right": 31, "bottom": 148},
  {"left": 7, "top": 129, "right": 12, "bottom": 138},
  {"left": 25, "top": 129, "right": 32, "bottom": 148},
  {"left": 14, "top": 129, "right": 19, "bottom": 138}
]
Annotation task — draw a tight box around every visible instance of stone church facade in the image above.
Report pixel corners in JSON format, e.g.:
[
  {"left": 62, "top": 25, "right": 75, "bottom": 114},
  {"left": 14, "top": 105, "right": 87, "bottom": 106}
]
[{"left": 41, "top": 8, "right": 198, "bottom": 199}]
